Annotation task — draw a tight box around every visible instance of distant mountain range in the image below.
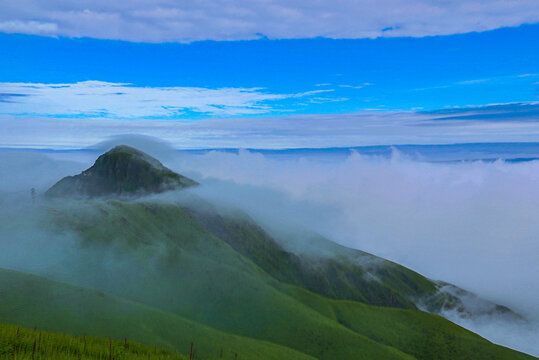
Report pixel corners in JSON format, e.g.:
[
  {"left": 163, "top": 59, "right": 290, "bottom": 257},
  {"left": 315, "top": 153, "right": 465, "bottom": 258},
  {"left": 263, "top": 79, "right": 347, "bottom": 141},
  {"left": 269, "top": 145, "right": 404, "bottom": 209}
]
[
  {"left": 4, "top": 141, "right": 539, "bottom": 163},
  {"left": 184, "top": 142, "right": 539, "bottom": 163}
]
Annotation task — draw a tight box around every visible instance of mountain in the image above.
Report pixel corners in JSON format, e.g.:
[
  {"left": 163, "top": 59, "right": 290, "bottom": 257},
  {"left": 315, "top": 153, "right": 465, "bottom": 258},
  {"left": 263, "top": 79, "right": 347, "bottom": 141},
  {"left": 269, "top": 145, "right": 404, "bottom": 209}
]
[
  {"left": 45, "top": 145, "right": 198, "bottom": 198},
  {"left": 181, "top": 202, "right": 521, "bottom": 318},
  {"left": 1, "top": 146, "right": 534, "bottom": 360},
  {"left": 28, "top": 199, "right": 530, "bottom": 360}
]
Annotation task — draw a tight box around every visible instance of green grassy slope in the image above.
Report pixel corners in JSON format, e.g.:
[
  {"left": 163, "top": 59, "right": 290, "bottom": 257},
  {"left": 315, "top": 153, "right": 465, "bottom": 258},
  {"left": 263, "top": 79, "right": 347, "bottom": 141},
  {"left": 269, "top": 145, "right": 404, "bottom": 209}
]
[
  {"left": 181, "top": 201, "right": 520, "bottom": 320},
  {"left": 0, "top": 268, "right": 315, "bottom": 360},
  {"left": 182, "top": 204, "right": 436, "bottom": 308},
  {"left": 25, "top": 199, "right": 535, "bottom": 360},
  {"left": 0, "top": 322, "right": 189, "bottom": 360},
  {"left": 43, "top": 201, "right": 415, "bottom": 360},
  {"left": 279, "top": 284, "right": 535, "bottom": 360}
]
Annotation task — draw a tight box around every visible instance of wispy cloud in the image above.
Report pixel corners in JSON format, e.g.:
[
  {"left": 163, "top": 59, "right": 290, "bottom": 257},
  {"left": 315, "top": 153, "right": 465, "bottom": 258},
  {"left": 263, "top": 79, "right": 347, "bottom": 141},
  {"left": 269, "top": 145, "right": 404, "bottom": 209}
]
[
  {"left": 457, "top": 79, "right": 490, "bottom": 85},
  {"left": 0, "top": 1, "right": 538, "bottom": 42},
  {"left": 339, "top": 85, "right": 364, "bottom": 89},
  {"left": 410, "top": 73, "right": 538, "bottom": 92},
  {"left": 308, "top": 97, "right": 349, "bottom": 104},
  {"left": 0, "top": 81, "right": 338, "bottom": 119},
  {"left": 420, "top": 102, "right": 539, "bottom": 122}
]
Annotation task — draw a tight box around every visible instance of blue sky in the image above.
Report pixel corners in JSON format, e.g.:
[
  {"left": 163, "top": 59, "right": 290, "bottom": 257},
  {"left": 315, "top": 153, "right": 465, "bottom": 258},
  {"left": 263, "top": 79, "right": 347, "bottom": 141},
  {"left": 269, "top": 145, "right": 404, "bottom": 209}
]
[
  {"left": 1, "top": 25, "right": 538, "bottom": 114},
  {"left": 0, "top": 1, "right": 538, "bottom": 148}
]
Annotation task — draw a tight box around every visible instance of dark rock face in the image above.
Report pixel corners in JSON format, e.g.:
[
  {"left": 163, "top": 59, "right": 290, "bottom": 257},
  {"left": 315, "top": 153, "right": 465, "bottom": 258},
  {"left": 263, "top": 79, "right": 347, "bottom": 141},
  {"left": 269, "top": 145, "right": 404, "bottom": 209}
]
[{"left": 46, "top": 145, "right": 198, "bottom": 198}]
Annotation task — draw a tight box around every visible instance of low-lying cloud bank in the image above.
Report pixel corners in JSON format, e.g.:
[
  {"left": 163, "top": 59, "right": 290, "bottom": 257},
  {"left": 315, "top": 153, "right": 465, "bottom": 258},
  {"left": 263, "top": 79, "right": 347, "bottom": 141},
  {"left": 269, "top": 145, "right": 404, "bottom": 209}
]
[{"left": 0, "top": 138, "right": 538, "bottom": 355}]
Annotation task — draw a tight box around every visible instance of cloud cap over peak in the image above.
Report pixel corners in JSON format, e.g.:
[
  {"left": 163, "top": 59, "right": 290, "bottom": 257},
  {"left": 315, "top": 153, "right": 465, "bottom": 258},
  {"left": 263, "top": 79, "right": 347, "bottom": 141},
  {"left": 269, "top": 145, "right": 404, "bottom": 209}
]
[{"left": 0, "top": 0, "right": 538, "bottom": 42}]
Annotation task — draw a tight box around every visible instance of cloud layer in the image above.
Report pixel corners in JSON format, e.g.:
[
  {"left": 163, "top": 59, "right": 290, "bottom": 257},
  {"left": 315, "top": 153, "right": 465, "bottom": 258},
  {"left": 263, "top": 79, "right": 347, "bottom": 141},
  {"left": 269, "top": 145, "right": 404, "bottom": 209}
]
[
  {"left": 1, "top": 1, "right": 538, "bottom": 42},
  {"left": 2, "top": 79, "right": 539, "bottom": 150},
  {"left": 176, "top": 148, "right": 539, "bottom": 355}
]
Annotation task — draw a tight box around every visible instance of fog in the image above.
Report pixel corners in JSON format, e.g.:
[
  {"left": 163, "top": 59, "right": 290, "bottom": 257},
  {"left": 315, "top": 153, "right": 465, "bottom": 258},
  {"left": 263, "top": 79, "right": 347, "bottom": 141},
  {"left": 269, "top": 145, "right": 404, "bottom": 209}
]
[
  {"left": 0, "top": 137, "right": 538, "bottom": 355},
  {"left": 176, "top": 147, "right": 539, "bottom": 356},
  {"left": 176, "top": 149, "right": 539, "bottom": 313}
]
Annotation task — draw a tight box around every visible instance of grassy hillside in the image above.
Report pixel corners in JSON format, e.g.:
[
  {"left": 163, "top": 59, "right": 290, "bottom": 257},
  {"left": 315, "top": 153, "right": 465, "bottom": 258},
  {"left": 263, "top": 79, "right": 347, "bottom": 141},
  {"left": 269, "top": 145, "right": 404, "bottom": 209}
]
[
  {"left": 37, "top": 201, "right": 536, "bottom": 359},
  {"left": 182, "top": 204, "right": 436, "bottom": 308},
  {"left": 279, "top": 284, "right": 535, "bottom": 360},
  {"left": 0, "top": 268, "right": 315, "bottom": 360},
  {"left": 182, "top": 203, "right": 517, "bottom": 319},
  {"left": 12, "top": 199, "right": 531, "bottom": 360},
  {"left": 39, "top": 202, "right": 418, "bottom": 360}
]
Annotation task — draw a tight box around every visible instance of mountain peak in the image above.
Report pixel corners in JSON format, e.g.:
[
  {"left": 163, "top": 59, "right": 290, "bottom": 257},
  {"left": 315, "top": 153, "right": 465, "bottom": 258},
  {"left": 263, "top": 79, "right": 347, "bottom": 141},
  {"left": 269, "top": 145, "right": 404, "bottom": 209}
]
[{"left": 45, "top": 145, "right": 198, "bottom": 198}]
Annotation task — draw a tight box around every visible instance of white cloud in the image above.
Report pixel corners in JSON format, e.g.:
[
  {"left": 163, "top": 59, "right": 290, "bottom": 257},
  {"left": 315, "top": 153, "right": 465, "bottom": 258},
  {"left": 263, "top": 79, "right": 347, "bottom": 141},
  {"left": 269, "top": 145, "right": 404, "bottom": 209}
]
[
  {"left": 0, "top": 1, "right": 537, "bottom": 42},
  {"left": 457, "top": 78, "right": 490, "bottom": 85},
  {"left": 0, "top": 81, "right": 331, "bottom": 118},
  {"left": 339, "top": 85, "right": 364, "bottom": 89}
]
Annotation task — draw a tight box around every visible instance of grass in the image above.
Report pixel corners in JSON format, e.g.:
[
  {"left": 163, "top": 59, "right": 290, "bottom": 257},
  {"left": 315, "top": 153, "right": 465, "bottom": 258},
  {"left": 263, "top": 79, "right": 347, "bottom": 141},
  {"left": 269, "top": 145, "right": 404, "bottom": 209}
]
[
  {"left": 0, "top": 323, "right": 189, "bottom": 359},
  {"left": 184, "top": 205, "right": 438, "bottom": 308},
  {"left": 43, "top": 201, "right": 417, "bottom": 359},
  {"left": 279, "top": 283, "right": 536, "bottom": 360},
  {"left": 0, "top": 269, "right": 316, "bottom": 360}
]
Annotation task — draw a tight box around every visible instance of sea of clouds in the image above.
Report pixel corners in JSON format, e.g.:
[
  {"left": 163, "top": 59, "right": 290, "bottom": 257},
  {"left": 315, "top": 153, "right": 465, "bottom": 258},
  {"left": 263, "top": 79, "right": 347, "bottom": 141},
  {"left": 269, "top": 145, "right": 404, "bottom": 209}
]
[
  {"left": 0, "top": 137, "right": 538, "bottom": 356},
  {"left": 176, "top": 142, "right": 539, "bottom": 356}
]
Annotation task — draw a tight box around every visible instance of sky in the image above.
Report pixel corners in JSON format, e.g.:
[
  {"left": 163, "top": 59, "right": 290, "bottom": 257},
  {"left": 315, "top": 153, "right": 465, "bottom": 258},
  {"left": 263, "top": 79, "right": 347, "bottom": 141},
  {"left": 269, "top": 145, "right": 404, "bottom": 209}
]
[
  {"left": 0, "top": 1, "right": 538, "bottom": 148},
  {"left": 1, "top": 3, "right": 539, "bottom": 355}
]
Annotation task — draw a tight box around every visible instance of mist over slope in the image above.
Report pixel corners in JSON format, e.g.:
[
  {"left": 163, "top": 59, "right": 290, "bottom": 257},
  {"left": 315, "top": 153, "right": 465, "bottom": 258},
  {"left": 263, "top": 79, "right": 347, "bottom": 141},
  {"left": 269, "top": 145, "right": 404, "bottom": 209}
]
[
  {"left": 0, "top": 136, "right": 538, "bottom": 356},
  {"left": 1, "top": 197, "right": 533, "bottom": 360},
  {"left": 174, "top": 147, "right": 539, "bottom": 355}
]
